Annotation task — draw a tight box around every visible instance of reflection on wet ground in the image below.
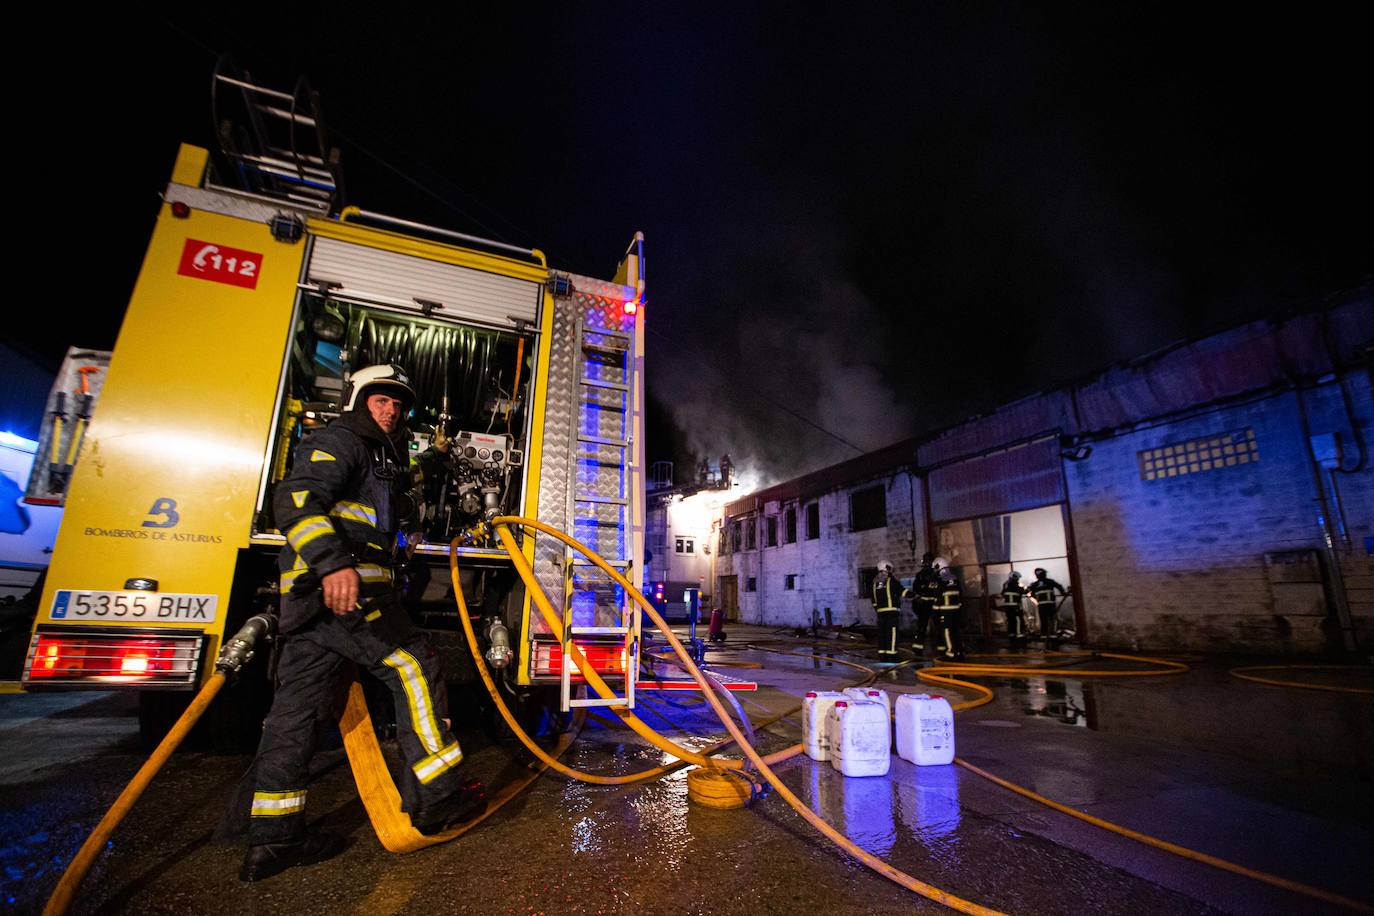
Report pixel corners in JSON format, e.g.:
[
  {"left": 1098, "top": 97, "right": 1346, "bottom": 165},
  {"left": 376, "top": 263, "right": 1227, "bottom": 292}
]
[
  {"left": 2, "top": 626, "right": 1372, "bottom": 914},
  {"left": 1011, "top": 677, "right": 1093, "bottom": 727}
]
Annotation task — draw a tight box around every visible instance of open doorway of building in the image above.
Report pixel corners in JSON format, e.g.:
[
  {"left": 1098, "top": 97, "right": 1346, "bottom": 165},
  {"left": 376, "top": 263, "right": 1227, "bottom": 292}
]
[
  {"left": 935, "top": 504, "right": 1077, "bottom": 639},
  {"left": 718, "top": 575, "right": 739, "bottom": 622}
]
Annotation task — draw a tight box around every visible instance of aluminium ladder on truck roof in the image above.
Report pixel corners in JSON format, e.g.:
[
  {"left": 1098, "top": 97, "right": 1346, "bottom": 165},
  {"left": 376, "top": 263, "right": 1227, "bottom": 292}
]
[
  {"left": 209, "top": 57, "right": 343, "bottom": 213},
  {"left": 560, "top": 314, "right": 638, "bottom": 711}
]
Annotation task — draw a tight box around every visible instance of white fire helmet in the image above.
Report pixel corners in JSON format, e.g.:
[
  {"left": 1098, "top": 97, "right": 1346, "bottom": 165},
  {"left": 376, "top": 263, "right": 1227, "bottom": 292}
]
[
  {"left": 877, "top": 560, "right": 893, "bottom": 572},
  {"left": 342, "top": 364, "right": 415, "bottom": 414}
]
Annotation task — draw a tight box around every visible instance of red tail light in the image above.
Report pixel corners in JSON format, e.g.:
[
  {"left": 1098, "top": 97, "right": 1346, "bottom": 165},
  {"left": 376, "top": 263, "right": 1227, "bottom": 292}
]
[
  {"left": 533, "top": 640, "right": 627, "bottom": 679},
  {"left": 24, "top": 627, "right": 204, "bottom": 688}
]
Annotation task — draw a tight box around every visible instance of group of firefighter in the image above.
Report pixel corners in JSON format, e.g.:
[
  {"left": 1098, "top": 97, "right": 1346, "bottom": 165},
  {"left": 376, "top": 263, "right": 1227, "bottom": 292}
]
[{"left": 870, "top": 555, "right": 1069, "bottom": 661}]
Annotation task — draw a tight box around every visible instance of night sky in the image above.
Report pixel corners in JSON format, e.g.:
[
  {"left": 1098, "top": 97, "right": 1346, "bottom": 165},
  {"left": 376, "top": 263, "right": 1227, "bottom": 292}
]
[{"left": 16, "top": 5, "right": 1371, "bottom": 485}]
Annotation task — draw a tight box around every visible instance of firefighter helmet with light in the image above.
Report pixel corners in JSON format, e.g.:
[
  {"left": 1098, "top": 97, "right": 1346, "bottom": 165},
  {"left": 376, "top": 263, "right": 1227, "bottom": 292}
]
[
  {"left": 878, "top": 560, "right": 894, "bottom": 571},
  {"left": 342, "top": 364, "right": 415, "bottom": 414},
  {"left": 1034, "top": 567, "right": 1047, "bottom": 580}
]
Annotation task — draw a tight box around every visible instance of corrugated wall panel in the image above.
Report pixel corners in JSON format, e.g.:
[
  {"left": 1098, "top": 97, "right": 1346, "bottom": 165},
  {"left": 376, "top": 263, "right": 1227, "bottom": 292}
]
[
  {"left": 929, "top": 437, "right": 1064, "bottom": 522},
  {"left": 918, "top": 392, "right": 1076, "bottom": 469},
  {"left": 307, "top": 236, "right": 540, "bottom": 326}
]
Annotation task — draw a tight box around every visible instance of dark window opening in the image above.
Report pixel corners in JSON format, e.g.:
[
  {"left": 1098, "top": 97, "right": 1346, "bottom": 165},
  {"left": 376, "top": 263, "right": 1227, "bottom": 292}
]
[
  {"left": 746, "top": 577, "right": 757, "bottom": 592},
  {"left": 745, "top": 518, "right": 757, "bottom": 550},
  {"left": 785, "top": 574, "right": 797, "bottom": 590},
  {"left": 857, "top": 566, "right": 878, "bottom": 598},
  {"left": 766, "top": 516, "right": 778, "bottom": 547},
  {"left": 850, "top": 485, "right": 887, "bottom": 532},
  {"left": 806, "top": 503, "right": 820, "bottom": 540},
  {"left": 784, "top": 507, "right": 797, "bottom": 544}
]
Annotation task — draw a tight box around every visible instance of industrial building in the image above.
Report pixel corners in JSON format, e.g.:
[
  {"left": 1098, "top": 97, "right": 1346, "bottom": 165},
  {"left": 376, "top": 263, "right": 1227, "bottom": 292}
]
[
  {"left": 645, "top": 456, "right": 737, "bottom": 619},
  {"left": 714, "top": 289, "right": 1373, "bottom": 654}
]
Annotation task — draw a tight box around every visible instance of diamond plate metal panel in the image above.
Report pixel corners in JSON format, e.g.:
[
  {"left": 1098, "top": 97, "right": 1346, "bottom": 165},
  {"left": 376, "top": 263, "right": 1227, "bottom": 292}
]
[
  {"left": 579, "top": 384, "right": 628, "bottom": 441},
  {"left": 577, "top": 443, "right": 627, "bottom": 501},
  {"left": 531, "top": 282, "right": 641, "bottom": 634},
  {"left": 571, "top": 503, "right": 627, "bottom": 564}
]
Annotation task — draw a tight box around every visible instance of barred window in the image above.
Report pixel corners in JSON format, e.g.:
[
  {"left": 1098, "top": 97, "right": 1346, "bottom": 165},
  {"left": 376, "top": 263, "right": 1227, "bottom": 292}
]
[{"left": 1138, "top": 429, "right": 1258, "bottom": 481}]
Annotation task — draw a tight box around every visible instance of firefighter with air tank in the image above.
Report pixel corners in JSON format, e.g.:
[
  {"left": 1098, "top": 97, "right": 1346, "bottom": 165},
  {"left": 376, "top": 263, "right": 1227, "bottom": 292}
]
[
  {"left": 909, "top": 552, "right": 941, "bottom": 651},
  {"left": 1028, "top": 567, "right": 1069, "bottom": 647},
  {"left": 870, "top": 561, "right": 903, "bottom": 659},
  {"left": 999, "top": 570, "right": 1029, "bottom": 644},
  {"left": 931, "top": 558, "right": 966, "bottom": 661}
]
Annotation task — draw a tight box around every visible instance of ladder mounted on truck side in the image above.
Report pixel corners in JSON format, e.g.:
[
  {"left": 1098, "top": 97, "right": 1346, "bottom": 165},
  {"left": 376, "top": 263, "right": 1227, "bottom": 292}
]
[{"left": 560, "top": 303, "right": 639, "bottom": 711}]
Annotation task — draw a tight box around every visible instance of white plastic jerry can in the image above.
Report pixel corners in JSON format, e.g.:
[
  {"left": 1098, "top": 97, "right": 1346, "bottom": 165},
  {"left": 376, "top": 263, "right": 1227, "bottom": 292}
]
[
  {"left": 843, "top": 686, "right": 891, "bottom": 720},
  {"left": 895, "top": 693, "right": 955, "bottom": 766},
  {"left": 802, "top": 690, "right": 847, "bottom": 761},
  {"left": 826, "top": 700, "right": 891, "bottom": 777}
]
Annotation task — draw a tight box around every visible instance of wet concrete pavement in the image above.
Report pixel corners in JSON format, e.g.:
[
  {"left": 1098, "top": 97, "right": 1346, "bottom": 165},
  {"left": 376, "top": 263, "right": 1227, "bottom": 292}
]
[{"left": 2, "top": 626, "right": 1372, "bottom": 914}]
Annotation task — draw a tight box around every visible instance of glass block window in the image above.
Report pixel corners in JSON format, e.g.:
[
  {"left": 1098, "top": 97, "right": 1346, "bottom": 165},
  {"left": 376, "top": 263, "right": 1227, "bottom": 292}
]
[{"left": 1138, "top": 429, "right": 1258, "bottom": 481}]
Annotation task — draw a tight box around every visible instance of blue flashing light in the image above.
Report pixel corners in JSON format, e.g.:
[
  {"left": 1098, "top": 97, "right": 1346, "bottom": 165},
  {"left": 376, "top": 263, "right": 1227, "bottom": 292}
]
[{"left": 0, "top": 431, "right": 38, "bottom": 452}]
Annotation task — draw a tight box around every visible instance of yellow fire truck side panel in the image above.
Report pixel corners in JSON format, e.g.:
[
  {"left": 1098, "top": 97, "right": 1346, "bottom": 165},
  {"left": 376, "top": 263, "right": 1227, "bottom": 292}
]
[
  {"left": 36, "top": 202, "right": 304, "bottom": 665},
  {"left": 514, "top": 285, "right": 558, "bottom": 685}
]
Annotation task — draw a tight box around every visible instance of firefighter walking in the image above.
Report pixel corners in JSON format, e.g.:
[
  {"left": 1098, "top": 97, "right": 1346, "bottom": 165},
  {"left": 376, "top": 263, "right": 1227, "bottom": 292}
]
[
  {"left": 241, "top": 365, "right": 484, "bottom": 882},
  {"left": 871, "top": 561, "right": 904, "bottom": 660}
]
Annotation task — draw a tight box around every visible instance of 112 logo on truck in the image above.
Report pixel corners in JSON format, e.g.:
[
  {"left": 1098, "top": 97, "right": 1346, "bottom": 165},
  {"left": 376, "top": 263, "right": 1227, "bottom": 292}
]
[{"left": 177, "top": 239, "right": 262, "bottom": 289}]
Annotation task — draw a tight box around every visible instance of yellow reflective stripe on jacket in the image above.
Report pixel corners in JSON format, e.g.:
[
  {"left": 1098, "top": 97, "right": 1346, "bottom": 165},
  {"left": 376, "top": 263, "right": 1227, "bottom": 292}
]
[
  {"left": 412, "top": 740, "right": 464, "bottom": 785},
  {"left": 250, "top": 789, "right": 307, "bottom": 816},
  {"left": 382, "top": 649, "right": 445, "bottom": 754},
  {"left": 357, "top": 563, "right": 392, "bottom": 583},
  {"left": 330, "top": 499, "right": 378, "bottom": 528},
  {"left": 285, "top": 515, "right": 334, "bottom": 552},
  {"left": 282, "top": 563, "right": 388, "bottom": 590}
]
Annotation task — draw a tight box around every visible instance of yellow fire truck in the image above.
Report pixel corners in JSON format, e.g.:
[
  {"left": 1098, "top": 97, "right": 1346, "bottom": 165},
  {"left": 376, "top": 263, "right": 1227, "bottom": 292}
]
[{"left": 20, "top": 68, "right": 646, "bottom": 743}]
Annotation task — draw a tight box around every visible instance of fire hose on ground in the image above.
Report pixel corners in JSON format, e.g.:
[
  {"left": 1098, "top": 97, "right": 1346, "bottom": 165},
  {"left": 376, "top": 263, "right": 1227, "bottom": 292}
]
[
  {"left": 42, "top": 519, "right": 1374, "bottom": 915},
  {"left": 472, "top": 516, "right": 1007, "bottom": 916},
  {"left": 43, "top": 614, "right": 274, "bottom": 916}
]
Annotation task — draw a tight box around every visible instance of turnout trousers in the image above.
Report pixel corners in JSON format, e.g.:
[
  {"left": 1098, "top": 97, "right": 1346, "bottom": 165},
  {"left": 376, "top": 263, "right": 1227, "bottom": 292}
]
[
  {"left": 1003, "top": 606, "right": 1027, "bottom": 641},
  {"left": 1037, "top": 602, "right": 1059, "bottom": 642},
  {"left": 913, "top": 598, "right": 935, "bottom": 648},
  {"left": 248, "top": 598, "right": 464, "bottom": 844},
  {"left": 876, "top": 609, "right": 900, "bottom": 658},
  {"left": 936, "top": 610, "right": 965, "bottom": 660}
]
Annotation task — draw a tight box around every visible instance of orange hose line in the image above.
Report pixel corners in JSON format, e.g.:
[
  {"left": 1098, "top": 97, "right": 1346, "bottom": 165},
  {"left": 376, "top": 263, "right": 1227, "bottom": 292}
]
[
  {"left": 44, "top": 674, "right": 227, "bottom": 916},
  {"left": 491, "top": 525, "right": 748, "bottom": 772},
  {"left": 952, "top": 756, "right": 1374, "bottom": 914},
  {"left": 919, "top": 663, "right": 1370, "bottom": 913},
  {"left": 491, "top": 517, "right": 1006, "bottom": 916},
  {"left": 449, "top": 545, "right": 736, "bottom": 785},
  {"left": 929, "top": 651, "right": 1188, "bottom": 678},
  {"left": 1229, "top": 665, "right": 1374, "bottom": 696}
]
